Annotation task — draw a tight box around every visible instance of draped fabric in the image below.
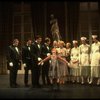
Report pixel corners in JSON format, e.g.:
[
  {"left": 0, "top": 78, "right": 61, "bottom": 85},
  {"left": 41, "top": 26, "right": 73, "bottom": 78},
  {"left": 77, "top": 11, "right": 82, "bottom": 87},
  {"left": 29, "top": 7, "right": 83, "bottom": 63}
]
[
  {"left": 0, "top": 1, "right": 13, "bottom": 74},
  {"left": 0, "top": 1, "right": 99, "bottom": 74},
  {"left": 66, "top": 2, "right": 80, "bottom": 42},
  {"left": 31, "top": 1, "right": 65, "bottom": 42},
  {"left": 31, "top": 1, "right": 45, "bottom": 39},
  {"left": 98, "top": 2, "right": 100, "bottom": 39}
]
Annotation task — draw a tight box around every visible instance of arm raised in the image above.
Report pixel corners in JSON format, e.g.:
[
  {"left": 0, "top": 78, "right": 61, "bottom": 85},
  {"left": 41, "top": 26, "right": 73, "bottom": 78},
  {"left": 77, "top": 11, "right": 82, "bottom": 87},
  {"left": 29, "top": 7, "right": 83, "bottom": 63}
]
[{"left": 38, "top": 55, "right": 51, "bottom": 65}]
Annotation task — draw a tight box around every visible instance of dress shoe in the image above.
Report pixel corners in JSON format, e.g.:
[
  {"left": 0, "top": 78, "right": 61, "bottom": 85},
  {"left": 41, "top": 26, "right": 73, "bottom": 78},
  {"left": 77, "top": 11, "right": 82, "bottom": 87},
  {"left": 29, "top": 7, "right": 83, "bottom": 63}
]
[
  {"left": 88, "top": 81, "right": 92, "bottom": 84},
  {"left": 37, "top": 84, "right": 42, "bottom": 88},
  {"left": 10, "top": 85, "right": 17, "bottom": 88},
  {"left": 25, "top": 84, "right": 30, "bottom": 87}
]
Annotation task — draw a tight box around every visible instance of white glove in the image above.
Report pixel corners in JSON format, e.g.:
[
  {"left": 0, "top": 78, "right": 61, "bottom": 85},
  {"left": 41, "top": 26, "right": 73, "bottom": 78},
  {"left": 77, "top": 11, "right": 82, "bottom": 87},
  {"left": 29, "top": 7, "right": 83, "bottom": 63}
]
[
  {"left": 23, "top": 63, "right": 26, "bottom": 67},
  {"left": 49, "top": 60, "right": 51, "bottom": 64},
  {"left": 38, "top": 62, "right": 44, "bottom": 66},
  {"left": 41, "top": 62, "right": 44, "bottom": 66},
  {"left": 38, "top": 57, "right": 42, "bottom": 61},
  {"left": 9, "top": 62, "right": 13, "bottom": 67},
  {"left": 68, "top": 63, "right": 70, "bottom": 67},
  {"left": 47, "top": 53, "right": 51, "bottom": 56}
]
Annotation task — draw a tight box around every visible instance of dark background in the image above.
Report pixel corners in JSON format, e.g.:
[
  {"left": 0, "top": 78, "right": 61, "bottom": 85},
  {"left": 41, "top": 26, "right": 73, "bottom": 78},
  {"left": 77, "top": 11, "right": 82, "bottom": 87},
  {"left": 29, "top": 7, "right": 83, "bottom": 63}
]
[{"left": 0, "top": 1, "right": 100, "bottom": 74}]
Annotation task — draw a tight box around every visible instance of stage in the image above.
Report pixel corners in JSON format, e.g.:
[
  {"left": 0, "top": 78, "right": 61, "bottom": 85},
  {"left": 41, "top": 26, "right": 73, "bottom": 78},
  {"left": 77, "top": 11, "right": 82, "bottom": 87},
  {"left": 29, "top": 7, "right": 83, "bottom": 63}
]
[{"left": 0, "top": 74, "right": 100, "bottom": 99}]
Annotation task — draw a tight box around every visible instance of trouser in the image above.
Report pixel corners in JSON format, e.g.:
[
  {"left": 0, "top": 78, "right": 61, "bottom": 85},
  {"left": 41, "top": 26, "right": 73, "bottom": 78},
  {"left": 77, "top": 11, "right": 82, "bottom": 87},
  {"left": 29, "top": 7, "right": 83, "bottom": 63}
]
[
  {"left": 42, "top": 65, "right": 50, "bottom": 85},
  {"left": 10, "top": 67, "right": 18, "bottom": 86},
  {"left": 31, "top": 66, "right": 41, "bottom": 86},
  {"left": 24, "top": 67, "right": 31, "bottom": 85}
]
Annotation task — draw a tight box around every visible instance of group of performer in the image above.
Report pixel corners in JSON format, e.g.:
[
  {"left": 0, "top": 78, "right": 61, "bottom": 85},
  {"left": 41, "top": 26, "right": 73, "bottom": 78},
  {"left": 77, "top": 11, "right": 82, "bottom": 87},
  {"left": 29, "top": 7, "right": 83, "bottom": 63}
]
[{"left": 6, "top": 34, "right": 100, "bottom": 90}]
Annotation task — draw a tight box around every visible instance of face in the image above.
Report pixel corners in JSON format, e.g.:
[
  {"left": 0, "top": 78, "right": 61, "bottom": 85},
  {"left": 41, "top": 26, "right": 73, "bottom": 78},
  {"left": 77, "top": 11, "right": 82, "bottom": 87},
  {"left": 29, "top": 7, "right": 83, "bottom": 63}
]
[
  {"left": 52, "top": 49, "right": 56, "bottom": 54},
  {"left": 92, "top": 38, "right": 97, "bottom": 42},
  {"left": 59, "top": 42, "right": 64, "bottom": 48},
  {"left": 53, "top": 41, "right": 58, "bottom": 47},
  {"left": 50, "top": 14, "right": 54, "bottom": 19},
  {"left": 37, "top": 38, "right": 42, "bottom": 44},
  {"left": 47, "top": 40, "right": 51, "bottom": 45},
  {"left": 13, "top": 39, "right": 19, "bottom": 46},
  {"left": 81, "top": 40, "right": 86, "bottom": 44},
  {"left": 27, "top": 40, "right": 32, "bottom": 45},
  {"left": 66, "top": 43, "right": 71, "bottom": 48},
  {"left": 73, "top": 43, "right": 77, "bottom": 47}
]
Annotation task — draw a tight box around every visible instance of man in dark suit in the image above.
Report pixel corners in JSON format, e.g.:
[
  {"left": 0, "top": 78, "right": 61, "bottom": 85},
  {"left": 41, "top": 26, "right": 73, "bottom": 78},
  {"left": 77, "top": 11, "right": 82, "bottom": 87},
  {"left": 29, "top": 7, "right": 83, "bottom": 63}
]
[
  {"left": 7, "top": 38, "right": 21, "bottom": 88},
  {"left": 41, "top": 37, "right": 51, "bottom": 86},
  {"left": 31, "top": 35, "right": 42, "bottom": 88},
  {"left": 22, "top": 39, "right": 33, "bottom": 87}
]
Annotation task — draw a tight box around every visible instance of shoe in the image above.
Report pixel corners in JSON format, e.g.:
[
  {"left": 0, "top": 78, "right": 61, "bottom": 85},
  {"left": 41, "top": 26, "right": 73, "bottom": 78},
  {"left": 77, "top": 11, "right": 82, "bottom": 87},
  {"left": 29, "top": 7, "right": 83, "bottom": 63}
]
[
  {"left": 81, "top": 81, "right": 84, "bottom": 84},
  {"left": 97, "top": 80, "right": 100, "bottom": 85},
  {"left": 72, "top": 80, "right": 75, "bottom": 83},
  {"left": 25, "top": 84, "right": 30, "bottom": 87},
  {"left": 15, "top": 83, "right": 20, "bottom": 87},
  {"left": 37, "top": 84, "right": 42, "bottom": 88},
  {"left": 10, "top": 84, "right": 17, "bottom": 88},
  {"left": 88, "top": 81, "right": 92, "bottom": 84},
  {"left": 97, "top": 82, "right": 100, "bottom": 85},
  {"left": 31, "top": 85, "right": 37, "bottom": 88}
]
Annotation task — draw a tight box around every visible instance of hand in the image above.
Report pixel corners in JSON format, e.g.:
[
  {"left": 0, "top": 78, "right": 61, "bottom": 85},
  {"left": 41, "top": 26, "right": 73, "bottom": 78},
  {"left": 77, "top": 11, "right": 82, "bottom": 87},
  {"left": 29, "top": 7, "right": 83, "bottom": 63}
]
[
  {"left": 23, "top": 63, "right": 26, "bottom": 67},
  {"left": 41, "top": 62, "right": 44, "bottom": 66},
  {"left": 49, "top": 60, "right": 51, "bottom": 64},
  {"left": 38, "top": 62, "right": 41, "bottom": 65},
  {"left": 47, "top": 53, "right": 51, "bottom": 56},
  {"left": 68, "top": 63, "right": 70, "bottom": 67},
  {"left": 9, "top": 62, "right": 13, "bottom": 67},
  {"left": 72, "top": 60, "right": 78, "bottom": 64},
  {"left": 38, "top": 61, "right": 44, "bottom": 66},
  {"left": 38, "top": 57, "right": 42, "bottom": 61}
]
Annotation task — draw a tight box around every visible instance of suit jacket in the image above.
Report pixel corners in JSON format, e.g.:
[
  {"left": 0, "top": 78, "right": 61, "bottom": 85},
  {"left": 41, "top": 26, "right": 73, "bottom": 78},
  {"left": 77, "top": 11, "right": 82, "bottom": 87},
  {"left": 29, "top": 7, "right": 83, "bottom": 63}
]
[
  {"left": 41, "top": 43, "right": 52, "bottom": 68},
  {"left": 41, "top": 43, "right": 51, "bottom": 59},
  {"left": 7, "top": 45, "right": 21, "bottom": 70},
  {"left": 22, "top": 45, "right": 33, "bottom": 68},
  {"left": 31, "top": 42, "right": 42, "bottom": 63}
]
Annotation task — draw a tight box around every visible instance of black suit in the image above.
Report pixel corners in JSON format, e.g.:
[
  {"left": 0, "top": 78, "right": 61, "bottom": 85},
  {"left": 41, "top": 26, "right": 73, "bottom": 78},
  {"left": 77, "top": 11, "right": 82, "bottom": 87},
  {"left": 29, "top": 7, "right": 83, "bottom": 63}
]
[
  {"left": 41, "top": 43, "right": 51, "bottom": 85},
  {"left": 22, "top": 45, "right": 33, "bottom": 86},
  {"left": 7, "top": 45, "right": 21, "bottom": 87},
  {"left": 31, "top": 42, "right": 42, "bottom": 87}
]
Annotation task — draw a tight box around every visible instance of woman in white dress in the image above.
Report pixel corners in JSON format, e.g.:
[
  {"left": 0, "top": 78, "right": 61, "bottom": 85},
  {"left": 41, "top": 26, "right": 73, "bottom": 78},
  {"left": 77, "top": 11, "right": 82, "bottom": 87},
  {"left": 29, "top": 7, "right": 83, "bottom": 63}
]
[
  {"left": 79, "top": 37, "right": 91, "bottom": 84},
  {"left": 69, "top": 40, "right": 80, "bottom": 83},
  {"left": 89, "top": 35, "right": 100, "bottom": 85}
]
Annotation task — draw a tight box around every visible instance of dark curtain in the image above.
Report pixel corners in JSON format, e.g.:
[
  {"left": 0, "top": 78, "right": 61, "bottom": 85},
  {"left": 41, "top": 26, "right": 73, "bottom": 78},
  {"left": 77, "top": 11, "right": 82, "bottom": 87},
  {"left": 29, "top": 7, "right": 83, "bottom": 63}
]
[
  {"left": 46, "top": 1, "right": 65, "bottom": 42},
  {"left": 31, "top": 1, "right": 79, "bottom": 42},
  {"left": 31, "top": 1, "right": 65, "bottom": 42},
  {"left": 0, "top": 1, "right": 13, "bottom": 74},
  {"left": 98, "top": 2, "right": 100, "bottom": 39},
  {"left": 67, "top": 2, "right": 80, "bottom": 42},
  {"left": 31, "top": 1, "right": 45, "bottom": 40}
]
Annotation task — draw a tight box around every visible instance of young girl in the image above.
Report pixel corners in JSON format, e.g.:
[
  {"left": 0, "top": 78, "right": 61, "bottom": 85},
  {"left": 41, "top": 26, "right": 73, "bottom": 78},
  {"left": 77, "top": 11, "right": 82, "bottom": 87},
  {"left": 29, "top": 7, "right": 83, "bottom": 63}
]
[{"left": 38, "top": 48, "right": 68, "bottom": 90}]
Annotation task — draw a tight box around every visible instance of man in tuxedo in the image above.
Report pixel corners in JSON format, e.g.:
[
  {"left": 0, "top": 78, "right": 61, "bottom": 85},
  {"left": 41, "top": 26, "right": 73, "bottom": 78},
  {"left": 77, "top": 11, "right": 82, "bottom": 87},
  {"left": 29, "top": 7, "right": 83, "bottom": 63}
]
[
  {"left": 31, "top": 35, "right": 42, "bottom": 88},
  {"left": 41, "top": 37, "right": 51, "bottom": 86},
  {"left": 7, "top": 39, "right": 21, "bottom": 88},
  {"left": 22, "top": 39, "right": 33, "bottom": 87}
]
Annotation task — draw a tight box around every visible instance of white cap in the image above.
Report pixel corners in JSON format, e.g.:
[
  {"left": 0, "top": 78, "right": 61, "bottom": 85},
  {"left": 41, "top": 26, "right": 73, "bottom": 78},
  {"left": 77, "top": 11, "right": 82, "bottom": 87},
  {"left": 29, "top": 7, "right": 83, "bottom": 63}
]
[
  {"left": 81, "top": 37, "right": 87, "bottom": 41},
  {"left": 72, "top": 40, "right": 78, "bottom": 44},
  {"left": 92, "top": 35, "right": 97, "bottom": 39}
]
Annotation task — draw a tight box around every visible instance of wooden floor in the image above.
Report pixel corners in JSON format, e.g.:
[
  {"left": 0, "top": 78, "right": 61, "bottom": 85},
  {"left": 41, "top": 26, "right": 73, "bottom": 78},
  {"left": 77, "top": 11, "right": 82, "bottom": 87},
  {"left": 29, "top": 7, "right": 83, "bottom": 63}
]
[{"left": 0, "top": 74, "right": 100, "bottom": 99}]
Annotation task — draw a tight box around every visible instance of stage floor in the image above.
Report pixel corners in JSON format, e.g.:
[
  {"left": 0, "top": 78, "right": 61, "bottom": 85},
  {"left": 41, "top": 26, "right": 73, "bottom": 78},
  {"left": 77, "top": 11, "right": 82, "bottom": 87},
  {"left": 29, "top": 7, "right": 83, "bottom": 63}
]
[{"left": 0, "top": 74, "right": 100, "bottom": 99}]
